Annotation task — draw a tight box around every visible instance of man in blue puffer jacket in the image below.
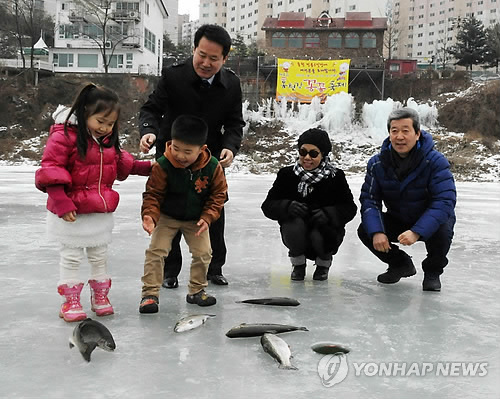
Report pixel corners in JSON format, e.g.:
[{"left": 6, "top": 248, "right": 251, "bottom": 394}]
[{"left": 358, "top": 108, "right": 456, "bottom": 291}]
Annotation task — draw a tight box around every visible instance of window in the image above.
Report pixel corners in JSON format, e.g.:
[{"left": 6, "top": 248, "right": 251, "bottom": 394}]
[
  {"left": 345, "top": 32, "right": 359, "bottom": 48},
  {"left": 288, "top": 32, "right": 303, "bottom": 48},
  {"left": 362, "top": 32, "right": 376, "bottom": 48},
  {"left": 305, "top": 33, "right": 320, "bottom": 48},
  {"left": 83, "top": 24, "right": 103, "bottom": 38},
  {"left": 272, "top": 32, "right": 286, "bottom": 47},
  {"left": 116, "top": 2, "right": 140, "bottom": 11},
  {"left": 109, "top": 54, "right": 124, "bottom": 68},
  {"left": 126, "top": 53, "right": 133, "bottom": 69},
  {"left": 390, "top": 63, "right": 400, "bottom": 71},
  {"left": 335, "top": 7, "right": 341, "bottom": 13},
  {"left": 144, "top": 28, "right": 156, "bottom": 53},
  {"left": 59, "top": 24, "right": 79, "bottom": 39},
  {"left": 328, "top": 32, "right": 342, "bottom": 48},
  {"left": 53, "top": 53, "right": 74, "bottom": 67},
  {"left": 78, "top": 54, "right": 98, "bottom": 68},
  {"left": 349, "top": 5, "right": 356, "bottom": 10}
]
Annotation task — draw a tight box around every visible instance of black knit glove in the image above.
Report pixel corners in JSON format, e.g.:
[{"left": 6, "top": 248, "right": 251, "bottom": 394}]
[
  {"left": 288, "top": 201, "right": 308, "bottom": 218},
  {"left": 311, "top": 209, "right": 329, "bottom": 226}
]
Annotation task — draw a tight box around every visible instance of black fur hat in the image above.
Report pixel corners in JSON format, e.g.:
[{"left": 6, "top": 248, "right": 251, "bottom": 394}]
[{"left": 297, "top": 128, "right": 332, "bottom": 156}]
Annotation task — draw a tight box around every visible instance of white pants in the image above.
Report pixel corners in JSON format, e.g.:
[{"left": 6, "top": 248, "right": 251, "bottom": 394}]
[{"left": 59, "top": 244, "right": 109, "bottom": 285}]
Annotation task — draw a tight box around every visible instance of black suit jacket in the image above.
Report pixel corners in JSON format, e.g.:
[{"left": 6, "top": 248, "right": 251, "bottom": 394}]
[{"left": 139, "top": 57, "right": 245, "bottom": 160}]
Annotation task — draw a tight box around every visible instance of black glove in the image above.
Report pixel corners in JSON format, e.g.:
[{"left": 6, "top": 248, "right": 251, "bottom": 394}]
[
  {"left": 311, "top": 209, "right": 329, "bottom": 226},
  {"left": 288, "top": 201, "right": 308, "bottom": 218}
]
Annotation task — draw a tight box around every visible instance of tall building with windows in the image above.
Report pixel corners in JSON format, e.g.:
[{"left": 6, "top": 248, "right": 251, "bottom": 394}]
[
  {"left": 198, "top": 0, "right": 387, "bottom": 44},
  {"left": 391, "top": 0, "right": 500, "bottom": 66},
  {"left": 163, "top": 0, "right": 179, "bottom": 45},
  {"left": 51, "top": 0, "right": 167, "bottom": 75},
  {"left": 181, "top": 19, "right": 201, "bottom": 46}
]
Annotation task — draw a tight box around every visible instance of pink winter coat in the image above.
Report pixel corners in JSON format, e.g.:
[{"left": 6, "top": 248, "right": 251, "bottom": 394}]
[{"left": 35, "top": 123, "right": 151, "bottom": 217}]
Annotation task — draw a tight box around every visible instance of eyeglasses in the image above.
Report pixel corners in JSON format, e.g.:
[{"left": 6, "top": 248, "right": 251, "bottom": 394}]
[{"left": 299, "top": 148, "right": 320, "bottom": 158}]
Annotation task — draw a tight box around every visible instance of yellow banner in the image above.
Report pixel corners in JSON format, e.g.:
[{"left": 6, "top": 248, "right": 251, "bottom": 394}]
[{"left": 276, "top": 58, "right": 350, "bottom": 103}]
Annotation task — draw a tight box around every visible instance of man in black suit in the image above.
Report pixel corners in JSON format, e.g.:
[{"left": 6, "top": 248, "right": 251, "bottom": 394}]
[{"left": 139, "top": 24, "right": 245, "bottom": 287}]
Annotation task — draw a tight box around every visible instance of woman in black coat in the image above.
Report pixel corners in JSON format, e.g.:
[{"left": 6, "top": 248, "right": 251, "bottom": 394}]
[{"left": 261, "top": 128, "right": 357, "bottom": 281}]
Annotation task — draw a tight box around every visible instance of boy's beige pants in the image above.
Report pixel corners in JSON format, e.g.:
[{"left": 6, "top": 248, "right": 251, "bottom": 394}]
[{"left": 141, "top": 214, "right": 212, "bottom": 297}]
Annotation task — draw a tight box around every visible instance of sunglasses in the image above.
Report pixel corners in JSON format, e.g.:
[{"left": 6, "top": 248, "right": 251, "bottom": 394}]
[{"left": 299, "top": 148, "right": 320, "bottom": 158}]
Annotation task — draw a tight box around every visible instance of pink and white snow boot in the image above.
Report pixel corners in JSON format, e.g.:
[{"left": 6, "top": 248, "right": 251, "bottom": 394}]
[
  {"left": 89, "top": 279, "right": 114, "bottom": 316},
  {"left": 57, "top": 282, "right": 87, "bottom": 322}
]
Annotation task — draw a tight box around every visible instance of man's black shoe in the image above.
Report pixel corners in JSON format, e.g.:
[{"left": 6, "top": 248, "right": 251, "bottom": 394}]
[
  {"left": 291, "top": 265, "right": 306, "bottom": 281},
  {"left": 423, "top": 274, "right": 441, "bottom": 291},
  {"left": 313, "top": 266, "right": 329, "bottom": 281},
  {"left": 377, "top": 263, "right": 416, "bottom": 284},
  {"left": 162, "top": 277, "right": 178, "bottom": 289},
  {"left": 186, "top": 290, "right": 216, "bottom": 306},
  {"left": 208, "top": 274, "right": 228, "bottom": 285}
]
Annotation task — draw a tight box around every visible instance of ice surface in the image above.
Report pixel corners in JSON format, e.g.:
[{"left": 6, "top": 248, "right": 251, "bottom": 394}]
[{"left": 0, "top": 166, "right": 499, "bottom": 398}]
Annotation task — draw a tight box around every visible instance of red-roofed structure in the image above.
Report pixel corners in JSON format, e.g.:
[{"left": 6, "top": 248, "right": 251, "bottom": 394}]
[{"left": 261, "top": 11, "right": 387, "bottom": 69}]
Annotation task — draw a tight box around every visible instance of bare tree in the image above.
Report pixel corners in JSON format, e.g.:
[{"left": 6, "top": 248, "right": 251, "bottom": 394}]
[
  {"left": 12, "top": 0, "right": 54, "bottom": 84},
  {"left": 70, "top": 0, "right": 140, "bottom": 74},
  {"left": 434, "top": 17, "right": 461, "bottom": 71},
  {"left": 384, "top": 2, "right": 399, "bottom": 60}
]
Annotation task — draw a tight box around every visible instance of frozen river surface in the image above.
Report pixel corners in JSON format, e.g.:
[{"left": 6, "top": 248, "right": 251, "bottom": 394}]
[{"left": 0, "top": 166, "right": 499, "bottom": 398}]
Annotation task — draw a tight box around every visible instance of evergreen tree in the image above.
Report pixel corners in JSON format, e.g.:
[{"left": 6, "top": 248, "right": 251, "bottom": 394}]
[
  {"left": 448, "top": 17, "right": 487, "bottom": 71},
  {"left": 231, "top": 34, "right": 248, "bottom": 57},
  {"left": 484, "top": 23, "right": 500, "bottom": 73}
]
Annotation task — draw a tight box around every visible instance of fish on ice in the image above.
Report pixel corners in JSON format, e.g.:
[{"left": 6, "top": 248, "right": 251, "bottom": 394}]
[
  {"left": 226, "top": 323, "right": 308, "bottom": 338},
  {"left": 69, "top": 318, "right": 116, "bottom": 362},
  {"left": 261, "top": 333, "right": 298, "bottom": 370},
  {"left": 311, "top": 342, "right": 351, "bottom": 355},
  {"left": 174, "top": 314, "right": 216, "bottom": 333},
  {"left": 236, "top": 297, "right": 300, "bottom": 306}
]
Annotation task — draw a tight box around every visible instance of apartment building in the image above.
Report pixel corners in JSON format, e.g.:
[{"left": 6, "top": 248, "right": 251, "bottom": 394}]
[
  {"left": 51, "top": 0, "right": 168, "bottom": 75},
  {"left": 163, "top": 0, "right": 179, "bottom": 44},
  {"left": 198, "top": 0, "right": 387, "bottom": 45},
  {"left": 178, "top": 14, "right": 190, "bottom": 44},
  {"left": 181, "top": 19, "right": 201, "bottom": 45},
  {"left": 392, "top": 0, "right": 500, "bottom": 66}
]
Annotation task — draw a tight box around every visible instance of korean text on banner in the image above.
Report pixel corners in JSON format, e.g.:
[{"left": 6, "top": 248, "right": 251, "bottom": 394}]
[{"left": 276, "top": 58, "right": 350, "bottom": 103}]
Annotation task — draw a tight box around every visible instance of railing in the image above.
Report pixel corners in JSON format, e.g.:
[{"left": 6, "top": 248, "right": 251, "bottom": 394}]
[{"left": 0, "top": 58, "right": 54, "bottom": 72}]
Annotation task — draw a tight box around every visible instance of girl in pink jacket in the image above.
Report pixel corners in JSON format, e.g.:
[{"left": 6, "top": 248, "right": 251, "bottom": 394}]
[{"left": 35, "top": 83, "right": 152, "bottom": 322}]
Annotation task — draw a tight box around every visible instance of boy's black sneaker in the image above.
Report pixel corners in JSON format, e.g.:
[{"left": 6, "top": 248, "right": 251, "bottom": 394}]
[
  {"left": 291, "top": 265, "right": 306, "bottom": 281},
  {"left": 139, "top": 295, "right": 159, "bottom": 313},
  {"left": 186, "top": 290, "right": 216, "bottom": 307},
  {"left": 377, "top": 263, "right": 416, "bottom": 284},
  {"left": 423, "top": 274, "right": 441, "bottom": 291}
]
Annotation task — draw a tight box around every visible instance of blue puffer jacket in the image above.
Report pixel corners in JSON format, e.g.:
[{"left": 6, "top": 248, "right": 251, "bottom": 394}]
[{"left": 360, "top": 130, "right": 456, "bottom": 240}]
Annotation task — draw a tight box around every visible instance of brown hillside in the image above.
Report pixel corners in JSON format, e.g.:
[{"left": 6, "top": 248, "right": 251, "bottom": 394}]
[{"left": 438, "top": 80, "right": 500, "bottom": 143}]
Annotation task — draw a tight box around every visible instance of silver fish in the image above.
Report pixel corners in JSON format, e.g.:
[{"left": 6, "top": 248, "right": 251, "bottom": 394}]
[
  {"left": 311, "top": 342, "right": 351, "bottom": 355},
  {"left": 69, "top": 318, "right": 115, "bottom": 362},
  {"left": 174, "top": 314, "right": 216, "bottom": 333},
  {"left": 261, "top": 333, "right": 298, "bottom": 370},
  {"left": 236, "top": 297, "right": 300, "bottom": 306},
  {"left": 226, "top": 323, "right": 308, "bottom": 338}
]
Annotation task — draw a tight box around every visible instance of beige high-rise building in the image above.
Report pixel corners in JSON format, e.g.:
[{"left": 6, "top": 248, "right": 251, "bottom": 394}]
[
  {"left": 391, "top": 0, "right": 499, "bottom": 66},
  {"left": 198, "top": 0, "right": 387, "bottom": 45}
]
